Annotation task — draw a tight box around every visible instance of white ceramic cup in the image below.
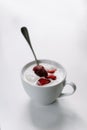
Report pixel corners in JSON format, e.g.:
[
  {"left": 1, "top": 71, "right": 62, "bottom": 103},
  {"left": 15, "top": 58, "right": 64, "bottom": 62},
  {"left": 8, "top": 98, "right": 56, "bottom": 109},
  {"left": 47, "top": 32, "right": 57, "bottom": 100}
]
[{"left": 21, "top": 59, "right": 76, "bottom": 105}]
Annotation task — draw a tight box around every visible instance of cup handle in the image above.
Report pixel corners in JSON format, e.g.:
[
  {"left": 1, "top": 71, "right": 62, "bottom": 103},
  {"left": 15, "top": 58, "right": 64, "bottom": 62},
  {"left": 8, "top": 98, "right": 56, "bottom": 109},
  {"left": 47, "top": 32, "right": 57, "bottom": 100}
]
[{"left": 59, "top": 81, "right": 76, "bottom": 97}]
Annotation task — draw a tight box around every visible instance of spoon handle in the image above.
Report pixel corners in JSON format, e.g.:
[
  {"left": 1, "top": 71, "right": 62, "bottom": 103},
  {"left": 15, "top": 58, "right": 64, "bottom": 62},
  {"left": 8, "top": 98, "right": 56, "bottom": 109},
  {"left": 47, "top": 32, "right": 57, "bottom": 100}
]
[{"left": 21, "top": 27, "right": 39, "bottom": 65}]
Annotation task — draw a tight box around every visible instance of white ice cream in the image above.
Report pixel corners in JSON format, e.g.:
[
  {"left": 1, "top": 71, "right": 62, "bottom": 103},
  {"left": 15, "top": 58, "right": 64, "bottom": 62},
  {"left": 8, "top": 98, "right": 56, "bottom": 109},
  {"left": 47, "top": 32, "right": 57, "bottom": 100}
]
[{"left": 24, "top": 63, "right": 64, "bottom": 87}]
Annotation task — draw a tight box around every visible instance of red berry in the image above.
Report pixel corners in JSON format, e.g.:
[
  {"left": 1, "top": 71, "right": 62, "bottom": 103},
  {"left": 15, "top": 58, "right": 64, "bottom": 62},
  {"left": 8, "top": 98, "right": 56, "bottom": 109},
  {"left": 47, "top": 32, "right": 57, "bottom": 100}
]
[
  {"left": 47, "top": 69, "right": 56, "bottom": 73},
  {"left": 33, "top": 65, "right": 48, "bottom": 77},
  {"left": 37, "top": 78, "right": 51, "bottom": 86},
  {"left": 47, "top": 75, "right": 57, "bottom": 80}
]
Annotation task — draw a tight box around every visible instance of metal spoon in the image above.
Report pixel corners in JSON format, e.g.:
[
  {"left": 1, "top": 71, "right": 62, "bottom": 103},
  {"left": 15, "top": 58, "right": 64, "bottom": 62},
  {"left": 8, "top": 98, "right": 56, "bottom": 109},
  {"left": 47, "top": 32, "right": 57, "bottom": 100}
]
[{"left": 21, "top": 26, "right": 39, "bottom": 65}]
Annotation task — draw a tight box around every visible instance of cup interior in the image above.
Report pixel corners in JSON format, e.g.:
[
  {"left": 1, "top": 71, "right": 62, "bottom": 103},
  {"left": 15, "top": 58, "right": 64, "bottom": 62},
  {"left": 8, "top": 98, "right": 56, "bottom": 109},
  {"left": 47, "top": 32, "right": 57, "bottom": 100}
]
[{"left": 21, "top": 59, "right": 66, "bottom": 87}]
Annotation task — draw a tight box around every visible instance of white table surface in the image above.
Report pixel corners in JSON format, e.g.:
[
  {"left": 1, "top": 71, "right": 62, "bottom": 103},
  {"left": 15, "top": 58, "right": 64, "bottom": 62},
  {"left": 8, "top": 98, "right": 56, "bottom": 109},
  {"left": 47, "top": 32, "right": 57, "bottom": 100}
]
[{"left": 0, "top": 0, "right": 87, "bottom": 130}]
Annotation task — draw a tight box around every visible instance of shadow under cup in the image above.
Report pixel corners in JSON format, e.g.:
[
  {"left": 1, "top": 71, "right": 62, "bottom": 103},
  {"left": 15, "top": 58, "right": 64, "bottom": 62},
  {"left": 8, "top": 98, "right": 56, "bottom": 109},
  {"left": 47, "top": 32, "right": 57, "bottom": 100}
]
[{"left": 21, "top": 59, "right": 76, "bottom": 105}]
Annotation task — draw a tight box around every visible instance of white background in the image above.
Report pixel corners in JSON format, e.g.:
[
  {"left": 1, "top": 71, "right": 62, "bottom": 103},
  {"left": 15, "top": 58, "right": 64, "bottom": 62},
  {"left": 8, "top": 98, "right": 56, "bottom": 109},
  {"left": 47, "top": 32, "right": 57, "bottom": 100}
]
[{"left": 0, "top": 0, "right": 87, "bottom": 130}]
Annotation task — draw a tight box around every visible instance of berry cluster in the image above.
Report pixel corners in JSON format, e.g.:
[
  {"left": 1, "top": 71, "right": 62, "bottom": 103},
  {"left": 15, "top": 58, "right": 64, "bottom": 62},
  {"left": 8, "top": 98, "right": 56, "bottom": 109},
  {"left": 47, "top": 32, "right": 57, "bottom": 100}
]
[{"left": 33, "top": 65, "right": 57, "bottom": 86}]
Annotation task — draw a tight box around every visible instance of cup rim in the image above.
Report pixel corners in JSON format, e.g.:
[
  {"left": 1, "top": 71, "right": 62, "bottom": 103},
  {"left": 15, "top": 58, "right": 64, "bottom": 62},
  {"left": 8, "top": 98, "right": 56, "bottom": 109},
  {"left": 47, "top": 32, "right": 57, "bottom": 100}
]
[{"left": 21, "top": 59, "right": 67, "bottom": 88}]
